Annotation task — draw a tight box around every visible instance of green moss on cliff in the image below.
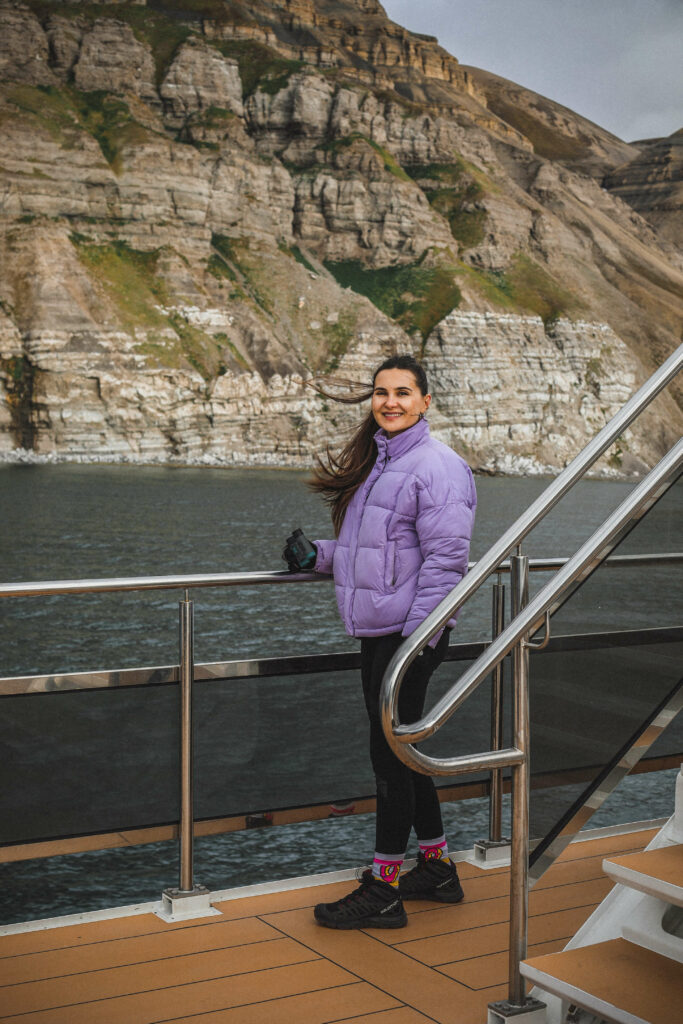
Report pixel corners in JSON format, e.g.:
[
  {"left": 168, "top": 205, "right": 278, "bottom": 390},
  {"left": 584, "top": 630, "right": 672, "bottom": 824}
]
[
  {"left": 459, "top": 253, "right": 579, "bottom": 324},
  {"left": 406, "top": 159, "right": 487, "bottom": 249},
  {"left": 429, "top": 188, "right": 487, "bottom": 248},
  {"left": 68, "top": 90, "right": 146, "bottom": 173},
  {"left": 324, "top": 258, "right": 461, "bottom": 341},
  {"left": 505, "top": 253, "right": 577, "bottom": 325},
  {"left": 23, "top": 1, "right": 194, "bottom": 85},
  {"left": 207, "top": 239, "right": 247, "bottom": 301},
  {"left": 322, "top": 134, "right": 414, "bottom": 183},
  {"left": 71, "top": 237, "right": 222, "bottom": 378},
  {"left": 214, "top": 39, "right": 303, "bottom": 96},
  {"left": 211, "top": 234, "right": 273, "bottom": 313},
  {"left": 72, "top": 237, "right": 170, "bottom": 327},
  {"left": 289, "top": 245, "right": 317, "bottom": 274},
  {"left": 165, "top": 312, "right": 222, "bottom": 378},
  {"left": 0, "top": 355, "right": 35, "bottom": 448},
  {"left": 6, "top": 84, "right": 153, "bottom": 173},
  {"left": 5, "top": 85, "right": 79, "bottom": 146},
  {"left": 322, "top": 311, "right": 357, "bottom": 371},
  {"left": 405, "top": 163, "right": 462, "bottom": 186}
]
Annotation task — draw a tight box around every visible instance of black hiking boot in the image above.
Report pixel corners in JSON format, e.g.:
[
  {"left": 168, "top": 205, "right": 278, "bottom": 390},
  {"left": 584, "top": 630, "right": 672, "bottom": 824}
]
[
  {"left": 399, "top": 853, "right": 464, "bottom": 904},
  {"left": 314, "top": 871, "right": 407, "bottom": 929}
]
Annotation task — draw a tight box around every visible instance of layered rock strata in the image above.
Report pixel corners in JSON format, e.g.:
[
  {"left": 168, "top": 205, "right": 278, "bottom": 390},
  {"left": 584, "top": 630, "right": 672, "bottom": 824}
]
[
  {"left": 603, "top": 130, "right": 683, "bottom": 264},
  {"left": 0, "top": 0, "right": 682, "bottom": 474},
  {"left": 425, "top": 314, "right": 657, "bottom": 476}
]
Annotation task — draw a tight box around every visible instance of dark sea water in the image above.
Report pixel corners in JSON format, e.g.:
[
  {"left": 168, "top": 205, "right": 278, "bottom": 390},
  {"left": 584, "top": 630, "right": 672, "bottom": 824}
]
[
  {"left": 0, "top": 465, "right": 680, "bottom": 924},
  {"left": 1, "top": 463, "right": 675, "bottom": 674}
]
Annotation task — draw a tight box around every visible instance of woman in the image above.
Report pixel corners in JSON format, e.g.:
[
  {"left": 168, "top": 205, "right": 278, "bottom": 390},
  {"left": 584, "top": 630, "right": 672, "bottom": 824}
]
[{"left": 284, "top": 354, "right": 477, "bottom": 929}]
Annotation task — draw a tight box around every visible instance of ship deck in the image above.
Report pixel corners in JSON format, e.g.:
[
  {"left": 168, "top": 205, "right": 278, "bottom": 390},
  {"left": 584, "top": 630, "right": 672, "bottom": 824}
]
[{"left": 0, "top": 825, "right": 657, "bottom": 1024}]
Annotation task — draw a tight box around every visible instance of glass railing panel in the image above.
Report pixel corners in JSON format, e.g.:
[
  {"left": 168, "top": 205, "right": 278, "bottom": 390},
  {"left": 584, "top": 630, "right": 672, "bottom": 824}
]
[
  {"left": 0, "top": 642, "right": 504, "bottom": 924},
  {"left": 0, "top": 643, "right": 498, "bottom": 848},
  {"left": 527, "top": 476, "right": 682, "bottom": 869},
  {"left": 0, "top": 685, "right": 180, "bottom": 845},
  {"left": 528, "top": 633, "right": 682, "bottom": 844}
]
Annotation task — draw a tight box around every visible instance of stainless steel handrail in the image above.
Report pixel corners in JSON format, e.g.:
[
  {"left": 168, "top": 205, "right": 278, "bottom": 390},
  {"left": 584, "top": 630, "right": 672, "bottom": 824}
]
[
  {"left": 380, "top": 427, "right": 679, "bottom": 1011},
  {"left": 0, "top": 569, "right": 323, "bottom": 599},
  {"left": 1, "top": 553, "right": 679, "bottom": 600},
  {"left": 380, "top": 438, "right": 683, "bottom": 767},
  {"left": 379, "top": 344, "right": 682, "bottom": 695},
  {"left": 378, "top": 342, "right": 681, "bottom": 1014}
]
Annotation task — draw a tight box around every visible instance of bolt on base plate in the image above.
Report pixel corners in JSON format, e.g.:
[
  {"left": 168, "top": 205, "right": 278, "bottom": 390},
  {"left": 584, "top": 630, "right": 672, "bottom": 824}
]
[
  {"left": 474, "top": 838, "right": 512, "bottom": 867},
  {"left": 156, "top": 884, "right": 221, "bottom": 922},
  {"left": 488, "top": 997, "right": 547, "bottom": 1022}
]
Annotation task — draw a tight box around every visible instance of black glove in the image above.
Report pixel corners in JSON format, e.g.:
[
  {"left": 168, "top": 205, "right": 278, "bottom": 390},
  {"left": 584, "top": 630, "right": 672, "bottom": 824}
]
[{"left": 283, "top": 528, "right": 317, "bottom": 572}]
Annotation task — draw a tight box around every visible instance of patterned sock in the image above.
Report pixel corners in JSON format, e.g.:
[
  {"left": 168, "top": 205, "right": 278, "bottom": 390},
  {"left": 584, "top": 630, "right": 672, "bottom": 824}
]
[
  {"left": 419, "top": 834, "right": 450, "bottom": 863},
  {"left": 372, "top": 853, "right": 403, "bottom": 887}
]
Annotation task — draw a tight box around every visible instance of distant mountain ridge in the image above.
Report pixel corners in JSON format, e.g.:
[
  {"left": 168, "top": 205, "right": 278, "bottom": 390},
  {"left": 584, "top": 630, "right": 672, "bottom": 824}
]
[
  {"left": 603, "top": 128, "right": 683, "bottom": 261},
  {"left": 0, "top": 0, "right": 681, "bottom": 472}
]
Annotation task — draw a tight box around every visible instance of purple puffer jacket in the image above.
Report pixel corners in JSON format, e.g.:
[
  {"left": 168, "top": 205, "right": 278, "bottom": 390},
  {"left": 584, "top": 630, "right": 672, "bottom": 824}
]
[{"left": 314, "top": 418, "right": 476, "bottom": 646}]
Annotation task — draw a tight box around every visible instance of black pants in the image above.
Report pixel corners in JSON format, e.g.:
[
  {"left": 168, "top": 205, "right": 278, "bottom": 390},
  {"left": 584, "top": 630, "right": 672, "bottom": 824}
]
[{"left": 360, "top": 629, "right": 450, "bottom": 856}]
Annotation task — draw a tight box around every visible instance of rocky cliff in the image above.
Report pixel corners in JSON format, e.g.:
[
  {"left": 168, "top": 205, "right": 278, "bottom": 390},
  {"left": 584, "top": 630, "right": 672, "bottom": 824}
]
[
  {"left": 603, "top": 129, "right": 683, "bottom": 268},
  {"left": 0, "top": 0, "right": 681, "bottom": 475}
]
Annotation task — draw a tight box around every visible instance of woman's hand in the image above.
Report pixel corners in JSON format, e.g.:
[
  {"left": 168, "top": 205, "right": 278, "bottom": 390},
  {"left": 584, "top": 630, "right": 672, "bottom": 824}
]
[{"left": 283, "top": 528, "right": 317, "bottom": 572}]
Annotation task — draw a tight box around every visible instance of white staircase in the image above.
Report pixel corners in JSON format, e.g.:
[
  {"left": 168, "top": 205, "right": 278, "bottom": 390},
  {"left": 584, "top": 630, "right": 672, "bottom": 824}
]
[{"left": 520, "top": 765, "right": 683, "bottom": 1024}]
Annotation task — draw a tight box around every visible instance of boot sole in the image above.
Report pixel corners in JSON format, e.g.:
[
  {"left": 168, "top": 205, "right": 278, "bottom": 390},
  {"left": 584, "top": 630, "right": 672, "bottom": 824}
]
[
  {"left": 401, "top": 889, "right": 464, "bottom": 904},
  {"left": 314, "top": 911, "right": 408, "bottom": 929}
]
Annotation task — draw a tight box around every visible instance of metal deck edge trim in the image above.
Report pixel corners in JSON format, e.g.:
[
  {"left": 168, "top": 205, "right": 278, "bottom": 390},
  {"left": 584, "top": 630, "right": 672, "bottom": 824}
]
[
  {"left": 0, "top": 899, "right": 162, "bottom": 938},
  {"left": 570, "top": 818, "right": 668, "bottom": 844}
]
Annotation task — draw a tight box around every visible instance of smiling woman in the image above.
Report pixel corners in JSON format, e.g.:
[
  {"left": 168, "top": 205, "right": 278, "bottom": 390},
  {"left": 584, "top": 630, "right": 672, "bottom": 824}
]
[
  {"left": 285, "top": 353, "right": 477, "bottom": 929},
  {"left": 371, "top": 365, "right": 431, "bottom": 435}
]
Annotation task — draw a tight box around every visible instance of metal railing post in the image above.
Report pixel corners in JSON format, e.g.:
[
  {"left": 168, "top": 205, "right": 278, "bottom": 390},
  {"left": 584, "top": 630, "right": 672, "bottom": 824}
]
[
  {"left": 489, "top": 554, "right": 546, "bottom": 1020},
  {"left": 489, "top": 577, "right": 506, "bottom": 842},
  {"left": 161, "top": 589, "right": 212, "bottom": 920},
  {"left": 508, "top": 552, "right": 531, "bottom": 1007},
  {"left": 179, "top": 589, "right": 195, "bottom": 893},
  {"left": 474, "top": 578, "right": 512, "bottom": 865}
]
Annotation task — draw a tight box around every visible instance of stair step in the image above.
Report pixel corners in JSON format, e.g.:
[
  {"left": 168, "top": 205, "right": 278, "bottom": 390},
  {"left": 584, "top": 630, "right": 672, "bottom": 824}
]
[
  {"left": 520, "top": 937, "right": 683, "bottom": 1024},
  {"left": 603, "top": 844, "right": 683, "bottom": 906}
]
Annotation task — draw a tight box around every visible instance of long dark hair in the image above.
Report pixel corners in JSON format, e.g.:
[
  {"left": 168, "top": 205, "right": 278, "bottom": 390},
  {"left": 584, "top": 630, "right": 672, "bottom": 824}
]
[{"left": 308, "top": 354, "right": 429, "bottom": 535}]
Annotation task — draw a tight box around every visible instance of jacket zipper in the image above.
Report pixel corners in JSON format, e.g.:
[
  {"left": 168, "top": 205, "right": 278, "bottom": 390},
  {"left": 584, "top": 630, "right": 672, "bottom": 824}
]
[{"left": 349, "top": 451, "right": 389, "bottom": 630}]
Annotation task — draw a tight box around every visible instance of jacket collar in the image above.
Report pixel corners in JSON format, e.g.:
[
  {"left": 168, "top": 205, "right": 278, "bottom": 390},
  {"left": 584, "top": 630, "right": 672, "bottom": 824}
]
[{"left": 374, "top": 416, "right": 429, "bottom": 460}]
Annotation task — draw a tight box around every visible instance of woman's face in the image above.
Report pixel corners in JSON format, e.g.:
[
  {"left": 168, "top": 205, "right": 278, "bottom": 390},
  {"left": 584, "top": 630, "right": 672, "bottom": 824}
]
[{"left": 371, "top": 368, "right": 431, "bottom": 435}]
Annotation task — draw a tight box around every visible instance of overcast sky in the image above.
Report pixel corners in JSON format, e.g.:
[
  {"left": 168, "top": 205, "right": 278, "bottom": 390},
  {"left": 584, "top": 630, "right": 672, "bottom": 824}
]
[{"left": 381, "top": 0, "right": 682, "bottom": 142}]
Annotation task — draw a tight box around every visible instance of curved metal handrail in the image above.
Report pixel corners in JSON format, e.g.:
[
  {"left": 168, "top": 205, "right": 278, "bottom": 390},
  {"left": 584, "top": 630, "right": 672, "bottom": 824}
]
[
  {"left": 380, "top": 439, "right": 683, "bottom": 774},
  {"left": 379, "top": 340, "right": 683, "bottom": 773}
]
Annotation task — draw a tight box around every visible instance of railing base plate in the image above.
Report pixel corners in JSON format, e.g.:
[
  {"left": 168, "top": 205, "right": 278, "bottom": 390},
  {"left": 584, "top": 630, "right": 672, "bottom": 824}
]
[
  {"left": 474, "top": 838, "right": 512, "bottom": 867},
  {"left": 488, "top": 997, "right": 547, "bottom": 1022},
  {"left": 157, "top": 884, "right": 221, "bottom": 922}
]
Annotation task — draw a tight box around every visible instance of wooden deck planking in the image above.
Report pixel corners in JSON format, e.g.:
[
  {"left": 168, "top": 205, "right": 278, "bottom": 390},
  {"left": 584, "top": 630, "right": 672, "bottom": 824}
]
[
  {"left": 0, "top": 938, "right": 319, "bottom": 1015},
  {"left": 0, "top": 961, "right": 357, "bottom": 1024},
  {"left": 0, "top": 918, "right": 280, "bottom": 986},
  {"left": 440, "top": 938, "right": 569, "bottom": 989},
  {"left": 395, "top": 904, "right": 599, "bottom": 967},
  {"left": 0, "top": 828, "right": 655, "bottom": 1024}
]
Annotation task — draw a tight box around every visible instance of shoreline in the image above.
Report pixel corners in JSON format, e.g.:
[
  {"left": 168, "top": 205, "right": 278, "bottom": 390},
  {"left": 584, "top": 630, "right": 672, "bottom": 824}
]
[{"left": 0, "top": 446, "right": 637, "bottom": 480}]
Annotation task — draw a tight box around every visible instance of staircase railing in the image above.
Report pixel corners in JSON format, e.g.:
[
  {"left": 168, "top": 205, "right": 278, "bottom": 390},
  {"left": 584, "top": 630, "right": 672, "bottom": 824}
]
[{"left": 379, "top": 343, "right": 683, "bottom": 1018}]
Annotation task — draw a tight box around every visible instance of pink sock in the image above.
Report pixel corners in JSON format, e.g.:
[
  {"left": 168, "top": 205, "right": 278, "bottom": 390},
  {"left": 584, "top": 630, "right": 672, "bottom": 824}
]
[
  {"left": 419, "top": 835, "right": 450, "bottom": 863},
  {"left": 372, "top": 854, "right": 403, "bottom": 887}
]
